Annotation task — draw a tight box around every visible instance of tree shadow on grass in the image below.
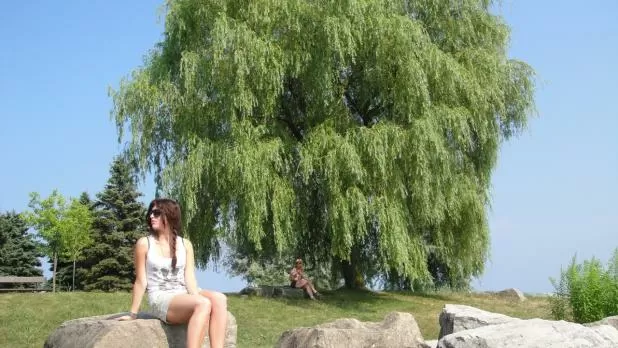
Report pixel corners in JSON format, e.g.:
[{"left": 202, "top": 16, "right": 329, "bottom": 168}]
[
  {"left": 390, "top": 291, "right": 453, "bottom": 302},
  {"left": 276, "top": 288, "right": 413, "bottom": 311}
]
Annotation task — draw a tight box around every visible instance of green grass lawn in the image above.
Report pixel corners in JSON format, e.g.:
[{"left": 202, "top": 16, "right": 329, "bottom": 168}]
[{"left": 0, "top": 290, "right": 551, "bottom": 348}]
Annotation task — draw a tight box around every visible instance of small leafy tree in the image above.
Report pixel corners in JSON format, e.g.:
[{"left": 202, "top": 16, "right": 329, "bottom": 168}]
[
  {"left": 23, "top": 191, "right": 94, "bottom": 292},
  {"left": 550, "top": 249, "right": 618, "bottom": 323},
  {"left": 62, "top": 199, "right": 94, "bottom": 291},
  {"left": 23, "top": 190, "right": 65, "bottom": 292},
  {"left": 55, "top": 192, "right": 95, "bottom": 291}
]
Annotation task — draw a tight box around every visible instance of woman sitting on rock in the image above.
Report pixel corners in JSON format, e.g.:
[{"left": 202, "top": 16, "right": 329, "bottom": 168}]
[
  {"left": 117, "top": 198, "right": 227, "bottom": 348},
  {"left": 289, "top": 258, "right": 320, "bottom": 300}
]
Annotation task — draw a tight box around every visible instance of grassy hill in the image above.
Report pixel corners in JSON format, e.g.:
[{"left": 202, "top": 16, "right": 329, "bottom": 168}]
[{"left": 0, "top": 290, "right": 551, "bottom": 348}]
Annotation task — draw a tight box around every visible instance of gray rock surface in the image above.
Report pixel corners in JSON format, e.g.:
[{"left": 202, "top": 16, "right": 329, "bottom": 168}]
[
  {"left": 437, "top": 318, "right": 618, "bottom": 348},
  {"left": 44, "top": 311, "right": 236, "bottom": 348},
  {"left": 494, "top": 288, "right": 526, "bottom": 302},
  {"left": 438, "top": 304, "right": 515, "bottom": 339},
  {"left": 585, "top": 315, "right": 618, "bottom": 331},
  {"left": 275, "top": 311, "right": 426, "bottom": 348}
]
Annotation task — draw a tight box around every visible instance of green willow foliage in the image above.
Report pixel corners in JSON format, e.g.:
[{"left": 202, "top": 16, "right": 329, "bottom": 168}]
[{"left": 111, "top": 0, "right": 535, "bottom": 286}]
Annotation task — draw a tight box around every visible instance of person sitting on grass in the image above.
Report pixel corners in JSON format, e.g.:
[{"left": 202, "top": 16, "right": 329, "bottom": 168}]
[
  {"left": 116, "top": 198, "right": 227, "bottom": 348},
  {"left": 289, "top": 258, "right": 320, "bottom": 300}
]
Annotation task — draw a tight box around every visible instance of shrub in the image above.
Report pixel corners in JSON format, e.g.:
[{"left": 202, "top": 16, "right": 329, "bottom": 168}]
[{"left": 550, "top": 248, "right": 618, "bottom": 323}]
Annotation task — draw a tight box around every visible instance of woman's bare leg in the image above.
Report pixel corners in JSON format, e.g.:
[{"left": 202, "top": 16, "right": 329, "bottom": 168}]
[
  {"left": 295, "top": 279, "right": 308, "bottom": 288},
  {"left": 303, "top": 284, "right": 315, "bottom": 299},
  {"left": 295, "top": 279, "right": 315, "bottom": 299},
  {"left": 166, "top": 294, "right": 212, "bottom": 348},
  {"left": 308, "top": 280, "right": 318, "bottom": 293},
  {"left": 200, "top": 290, "right": 228, "bottom": 348}
]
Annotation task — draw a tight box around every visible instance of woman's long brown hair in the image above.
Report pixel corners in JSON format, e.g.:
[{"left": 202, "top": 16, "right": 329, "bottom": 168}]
[{"left": 147, "top": 198, "right": 182, "bottom": 269}]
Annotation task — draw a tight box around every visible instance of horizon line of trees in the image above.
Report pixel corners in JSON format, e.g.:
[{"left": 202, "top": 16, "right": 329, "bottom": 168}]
[
  {"left": 0, "top": 157, "right": 146, "bottom": 292},
  {"left": 2, "top": 154, "right": 481, "bottom": 293}
]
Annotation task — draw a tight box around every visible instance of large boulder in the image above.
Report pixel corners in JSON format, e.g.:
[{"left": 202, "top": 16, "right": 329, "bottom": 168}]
[
  {"left": 493, "top": 288, "right": 526, "bottom": 302},
  {"left": 438, "top": 304, "right": 515, "bottom": 339},
  {"left": 437, "top": 318, "right": 618, "bottom": 348},
  {"left": 275, "top": 311, "right": 426, "bottom": 348},
  {"left": 44, "top": 311, "right": 237, "bottom": 348}
]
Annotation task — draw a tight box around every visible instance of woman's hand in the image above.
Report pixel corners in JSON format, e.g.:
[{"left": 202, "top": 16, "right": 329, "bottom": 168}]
[{"left": 116, "top": 312, "right": 138, "bottom": 321}]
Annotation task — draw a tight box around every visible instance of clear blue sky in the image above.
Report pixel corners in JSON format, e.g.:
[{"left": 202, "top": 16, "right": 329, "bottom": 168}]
[{"left": 1, "top": 1, "right": 616, "bottom": 294}]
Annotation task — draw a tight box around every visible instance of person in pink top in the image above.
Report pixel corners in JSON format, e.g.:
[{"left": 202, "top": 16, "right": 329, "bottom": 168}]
[{"left": 289, "top": 258, "right": 320, "bottom": 300}]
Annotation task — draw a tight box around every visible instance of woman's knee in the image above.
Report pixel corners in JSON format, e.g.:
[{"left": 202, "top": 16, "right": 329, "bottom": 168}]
[
  {"left": 210, "top": 291, "right": 228, "bottom": 309},
  {"left": 194, "top": 296, "right": 212, "bottom": 314},
  {"left": 165, "top": 294, "right": 211, "bottom": 323},
  {"left": 200, "top": 290, "right": 226, "bottom": 304}
]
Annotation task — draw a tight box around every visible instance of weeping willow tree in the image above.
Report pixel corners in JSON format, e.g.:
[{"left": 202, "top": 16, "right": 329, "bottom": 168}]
[{"left": 112, "top": 0, "right": 535, "bottom": 289}]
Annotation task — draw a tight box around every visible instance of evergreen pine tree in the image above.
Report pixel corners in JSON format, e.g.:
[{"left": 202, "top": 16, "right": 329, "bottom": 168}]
[
  {"left": 83, "top": 158, "right": 146, "bottom": 291},
  {"left": 0, "top": 212, "right": 43, "bottom": 288}
]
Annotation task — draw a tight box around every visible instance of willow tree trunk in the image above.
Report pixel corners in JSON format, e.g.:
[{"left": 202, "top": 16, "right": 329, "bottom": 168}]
[
  {"left": 341, "top": 261, "right": 365, "bottom": 289},
  {"left": 340, "top": 246, "right": 366, "bottom": 289}
]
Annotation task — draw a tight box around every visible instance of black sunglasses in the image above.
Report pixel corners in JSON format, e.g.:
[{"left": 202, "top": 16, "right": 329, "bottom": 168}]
[{"left": 151, "top": 209, "right": 162, "bottom": 218}]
